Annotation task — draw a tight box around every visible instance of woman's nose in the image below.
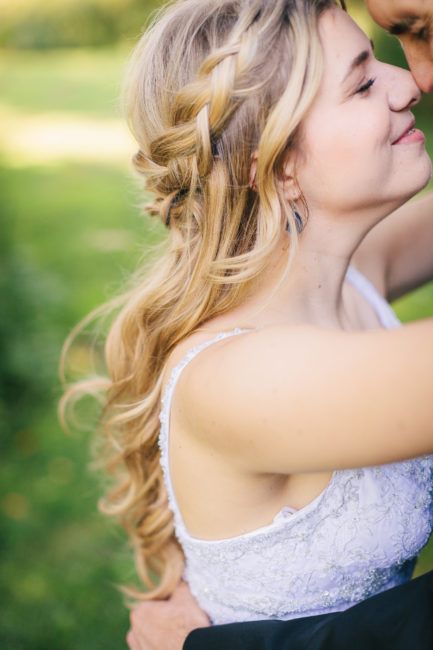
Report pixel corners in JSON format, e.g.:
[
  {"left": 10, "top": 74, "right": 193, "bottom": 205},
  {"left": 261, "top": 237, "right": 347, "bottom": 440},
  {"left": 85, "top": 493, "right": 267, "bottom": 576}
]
[{"left": 386, "top": 64, "right": 422, "bottom": 112}]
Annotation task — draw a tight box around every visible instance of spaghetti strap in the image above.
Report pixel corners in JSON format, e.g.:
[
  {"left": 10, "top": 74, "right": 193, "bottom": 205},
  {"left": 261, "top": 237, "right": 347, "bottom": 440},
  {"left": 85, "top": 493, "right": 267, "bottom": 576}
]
[
  {"left": 158, "top": 327, "right": 252, "bottom": 531},
  {"left": 345, "top": 265, "right": 401, "bottom": 329}
]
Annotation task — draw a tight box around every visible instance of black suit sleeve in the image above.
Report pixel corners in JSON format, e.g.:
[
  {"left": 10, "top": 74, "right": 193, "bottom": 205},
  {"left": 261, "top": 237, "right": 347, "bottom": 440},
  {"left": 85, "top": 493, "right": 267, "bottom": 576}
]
[{"left": 183, "top": 570, "right": 433, "bottom": 650}]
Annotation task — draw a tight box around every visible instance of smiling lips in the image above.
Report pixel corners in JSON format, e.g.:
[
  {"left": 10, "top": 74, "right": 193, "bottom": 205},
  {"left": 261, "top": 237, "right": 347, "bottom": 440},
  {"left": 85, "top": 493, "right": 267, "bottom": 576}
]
[{"left": 392, "top": 122, "right": 425, "bottom": 145}]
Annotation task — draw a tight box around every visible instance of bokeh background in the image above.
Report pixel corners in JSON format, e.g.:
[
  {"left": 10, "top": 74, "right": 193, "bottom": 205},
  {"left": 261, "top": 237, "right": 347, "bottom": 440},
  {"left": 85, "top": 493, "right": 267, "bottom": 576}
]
[{"left": 1, "top": 1, "right": 433, "bottom": 648}]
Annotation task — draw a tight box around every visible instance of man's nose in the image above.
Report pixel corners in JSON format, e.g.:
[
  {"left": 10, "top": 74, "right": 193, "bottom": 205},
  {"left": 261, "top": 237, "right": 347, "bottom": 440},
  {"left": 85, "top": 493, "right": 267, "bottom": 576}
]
[
  {"left": 410, "top": 61, "right": 433, "bottom": 94},
  {"left": 400, "top": 41, "right": 433, "bottom": 94}
]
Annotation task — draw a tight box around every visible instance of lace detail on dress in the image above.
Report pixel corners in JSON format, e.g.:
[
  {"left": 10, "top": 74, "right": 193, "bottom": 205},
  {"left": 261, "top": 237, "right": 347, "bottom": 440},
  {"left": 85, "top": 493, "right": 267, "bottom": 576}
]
[
  {"left": 158, "top": 269, "right": 433, "bottom": 624},
  {"left": 177, "top": 460, "right": 433, "bottom": 623}
]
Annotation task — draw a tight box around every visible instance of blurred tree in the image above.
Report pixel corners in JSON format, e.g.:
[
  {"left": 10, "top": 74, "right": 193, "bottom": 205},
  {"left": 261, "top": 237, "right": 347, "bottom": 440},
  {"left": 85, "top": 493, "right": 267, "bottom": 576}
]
[
  {"left": 0, "top": 0, "right": 401, "bottom": 50},
  {"left": 0, "top": 0, "right": 161, "bottom": 49},
  {"left": 0, "top": 169, "right": 60, "bottom": 443}
]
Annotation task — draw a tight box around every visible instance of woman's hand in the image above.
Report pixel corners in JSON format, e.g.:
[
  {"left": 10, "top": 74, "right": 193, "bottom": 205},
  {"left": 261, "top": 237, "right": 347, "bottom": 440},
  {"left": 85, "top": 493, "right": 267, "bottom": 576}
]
[{"left": 126, "top": 581, "right": 210, "bottom": 650}]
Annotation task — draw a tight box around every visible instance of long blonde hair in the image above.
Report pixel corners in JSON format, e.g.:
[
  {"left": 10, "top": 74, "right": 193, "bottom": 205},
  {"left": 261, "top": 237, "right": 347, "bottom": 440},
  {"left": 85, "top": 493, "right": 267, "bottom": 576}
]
[{"left": 62, "top": 0, "right": 341, "bottom": 600}]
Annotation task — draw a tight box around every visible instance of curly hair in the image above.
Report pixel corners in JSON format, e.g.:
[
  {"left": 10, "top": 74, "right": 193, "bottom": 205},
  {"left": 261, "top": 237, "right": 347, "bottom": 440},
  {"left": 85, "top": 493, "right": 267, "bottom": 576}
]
[{"left": 62, "top": 0, "right": 343, "bottom": 600}]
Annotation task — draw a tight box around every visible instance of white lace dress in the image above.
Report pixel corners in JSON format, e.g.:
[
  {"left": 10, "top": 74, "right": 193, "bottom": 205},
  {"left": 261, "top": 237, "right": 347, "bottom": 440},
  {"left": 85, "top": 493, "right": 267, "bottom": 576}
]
[{"left": 158, "top": 266, "right": 433, "bottom": 624}]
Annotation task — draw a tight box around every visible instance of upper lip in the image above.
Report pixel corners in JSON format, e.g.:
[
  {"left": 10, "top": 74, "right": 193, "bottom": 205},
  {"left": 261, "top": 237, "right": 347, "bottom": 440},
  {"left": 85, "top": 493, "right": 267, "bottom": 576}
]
[{"left": 392, "top": 117, "right": 415, "bottom": 144}]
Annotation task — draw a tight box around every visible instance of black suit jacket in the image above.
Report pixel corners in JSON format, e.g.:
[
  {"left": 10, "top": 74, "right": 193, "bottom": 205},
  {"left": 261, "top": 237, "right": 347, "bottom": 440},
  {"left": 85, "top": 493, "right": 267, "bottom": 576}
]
[{"left": 184, "top": 570, "right": 433, "bottom": 650}]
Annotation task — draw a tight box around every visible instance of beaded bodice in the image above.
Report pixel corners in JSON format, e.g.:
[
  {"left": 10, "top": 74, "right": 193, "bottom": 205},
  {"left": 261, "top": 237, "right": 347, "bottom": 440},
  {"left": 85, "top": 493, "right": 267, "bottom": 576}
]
[{"left": 158, "top": 266, "right": 433, "bottom": 624}]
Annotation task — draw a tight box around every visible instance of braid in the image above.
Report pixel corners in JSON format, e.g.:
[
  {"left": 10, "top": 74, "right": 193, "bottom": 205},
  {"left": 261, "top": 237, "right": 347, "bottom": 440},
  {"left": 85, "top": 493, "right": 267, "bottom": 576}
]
[{"left": 64, "top": 0, "right": 341, "bottom": 601}]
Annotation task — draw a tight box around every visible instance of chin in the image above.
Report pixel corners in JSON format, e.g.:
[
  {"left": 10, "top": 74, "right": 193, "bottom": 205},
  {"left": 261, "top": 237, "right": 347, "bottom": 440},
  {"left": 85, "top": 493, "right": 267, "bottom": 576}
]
[
  {"left": 423, "top": 157, "right": 433, "bottom": 188},
  {"left": 405, "top": 155, "right": 432, "bottom": 199},
  {"left": 380, "top": 161, "right": 432, "bottom": 216}
]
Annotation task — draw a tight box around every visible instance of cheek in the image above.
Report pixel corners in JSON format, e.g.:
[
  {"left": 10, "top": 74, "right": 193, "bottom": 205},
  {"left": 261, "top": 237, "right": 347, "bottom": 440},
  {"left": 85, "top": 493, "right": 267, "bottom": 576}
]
[{"left": 299, "top": 112, "right": 391, "bottom": 195}]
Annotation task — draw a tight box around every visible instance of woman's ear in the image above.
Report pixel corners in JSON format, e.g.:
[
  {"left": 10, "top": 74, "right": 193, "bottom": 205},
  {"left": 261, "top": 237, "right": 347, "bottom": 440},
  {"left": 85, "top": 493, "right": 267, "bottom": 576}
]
[
  {"left": 250, "top": 150, "right": 301, "bottom": 200},
  {"left": 280, "top": 155, "right": 301, "bottom": 202},
  {"left": 249, "top": 150, "right": 258, "bottom": 191}
]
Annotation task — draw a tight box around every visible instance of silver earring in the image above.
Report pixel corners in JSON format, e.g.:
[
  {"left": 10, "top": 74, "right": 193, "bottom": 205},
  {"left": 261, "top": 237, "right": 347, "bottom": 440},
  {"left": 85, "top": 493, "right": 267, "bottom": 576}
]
[{"left": 287, "top": 201, "right": 304, "bottom": 234}]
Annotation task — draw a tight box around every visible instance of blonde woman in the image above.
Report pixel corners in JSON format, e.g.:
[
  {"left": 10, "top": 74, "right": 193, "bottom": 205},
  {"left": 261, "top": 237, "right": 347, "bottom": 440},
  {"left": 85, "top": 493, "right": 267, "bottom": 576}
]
[{"left": 63, "top": 0, "right": 433, "bottom": 647}]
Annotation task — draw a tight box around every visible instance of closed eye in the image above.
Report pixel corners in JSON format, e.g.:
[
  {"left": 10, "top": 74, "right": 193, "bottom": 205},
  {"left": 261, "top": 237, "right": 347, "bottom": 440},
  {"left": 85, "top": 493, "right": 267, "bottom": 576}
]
[{"left": 356, "top": 78, "right": 375, "bottom": 94}]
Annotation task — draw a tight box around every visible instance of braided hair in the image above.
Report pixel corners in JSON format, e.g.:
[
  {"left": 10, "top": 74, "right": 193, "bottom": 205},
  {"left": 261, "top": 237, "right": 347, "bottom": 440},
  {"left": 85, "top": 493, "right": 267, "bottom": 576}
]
[{"left": 63, "top": 0, "right": 341, "bottom": 600}]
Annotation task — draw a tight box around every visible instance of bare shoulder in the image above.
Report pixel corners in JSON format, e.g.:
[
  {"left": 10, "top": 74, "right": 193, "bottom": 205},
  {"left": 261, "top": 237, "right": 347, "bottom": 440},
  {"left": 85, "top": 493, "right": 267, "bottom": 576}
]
[
  {"left": 175, "top": 321, "right": 433, "bottom": 474},
  {"left": 177, "top": 324, "right": 326, "bottom": 396},
  {"left": 174, "top": 324, "right": 351, "bottom": 446},
  {"left": 175, "top": 323, "right": 410, "bottom": 417},
  {"left": 173, "top": 324, "right": 315, "bottom": 412}
]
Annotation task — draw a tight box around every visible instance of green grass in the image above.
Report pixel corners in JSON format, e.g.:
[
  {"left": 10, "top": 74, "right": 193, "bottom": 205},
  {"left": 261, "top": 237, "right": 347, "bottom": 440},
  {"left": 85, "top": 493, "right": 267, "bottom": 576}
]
[
  {"left": 0, "top": 47, "right": 129, "bottom": 117},
  {"left": 0, "top": 48, "right": 158, "bottom": 648},
  {"left": 1, "top": 44, "right": 433, "bottom": 649},
  {"left": 0, "top": 163, "right": 145, "bottom": 649}
]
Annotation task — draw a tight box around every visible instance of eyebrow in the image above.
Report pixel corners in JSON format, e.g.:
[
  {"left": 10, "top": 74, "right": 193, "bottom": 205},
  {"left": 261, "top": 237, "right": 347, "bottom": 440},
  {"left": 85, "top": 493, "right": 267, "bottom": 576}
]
[
  {"left": 342, "top": 42, "right": 373, "bottom": 83},
  {"left": 389, "top": 16, "right": 420, "bottom": 35}
]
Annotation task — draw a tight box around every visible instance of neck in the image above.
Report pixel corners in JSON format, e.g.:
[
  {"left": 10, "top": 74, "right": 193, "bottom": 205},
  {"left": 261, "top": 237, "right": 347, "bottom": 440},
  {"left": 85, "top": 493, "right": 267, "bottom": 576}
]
[{"left": 239, "top": 212, "right": 375, "bottom": 330}]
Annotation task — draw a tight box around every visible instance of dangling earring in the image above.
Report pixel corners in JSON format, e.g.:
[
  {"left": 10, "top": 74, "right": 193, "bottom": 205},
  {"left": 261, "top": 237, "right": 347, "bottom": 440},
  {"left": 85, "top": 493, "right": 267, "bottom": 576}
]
[{"left": 287, "top": 201, "right": 304, "bottom": 234}]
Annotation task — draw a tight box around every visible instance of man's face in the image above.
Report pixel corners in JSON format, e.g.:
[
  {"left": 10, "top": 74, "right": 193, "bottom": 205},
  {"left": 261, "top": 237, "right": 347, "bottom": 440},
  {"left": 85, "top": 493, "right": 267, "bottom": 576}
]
[{"left": 366, "top": 0, "right": 433, "bottom": 93}]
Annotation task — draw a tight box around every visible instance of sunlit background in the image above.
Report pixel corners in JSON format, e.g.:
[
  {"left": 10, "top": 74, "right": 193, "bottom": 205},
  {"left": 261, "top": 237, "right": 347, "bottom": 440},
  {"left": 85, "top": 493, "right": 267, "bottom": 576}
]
[{"left": 1, "top": 1, "right": 432, "bottom": 648}]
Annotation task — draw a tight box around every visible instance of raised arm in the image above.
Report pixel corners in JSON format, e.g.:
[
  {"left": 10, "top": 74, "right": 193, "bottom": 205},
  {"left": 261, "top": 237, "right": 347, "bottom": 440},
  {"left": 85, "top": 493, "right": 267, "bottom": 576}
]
[
  {"left": 177, "top": 320, "right": 433, "bottom": 475},
  {"left": 353, "top": 191, "right": 433, "bottom": 302}
]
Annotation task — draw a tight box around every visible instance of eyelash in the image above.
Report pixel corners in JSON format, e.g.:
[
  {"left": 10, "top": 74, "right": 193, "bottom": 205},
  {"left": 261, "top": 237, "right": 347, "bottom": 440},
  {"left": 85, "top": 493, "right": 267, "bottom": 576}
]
[
  {"left": 415, "top": 27, "right": 429, "bottom": 41},
  {"left": 356, "top": 78, "right": 376, "bottom": 94}
]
